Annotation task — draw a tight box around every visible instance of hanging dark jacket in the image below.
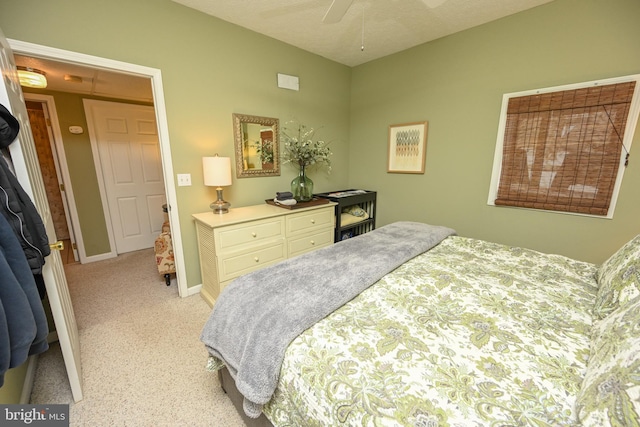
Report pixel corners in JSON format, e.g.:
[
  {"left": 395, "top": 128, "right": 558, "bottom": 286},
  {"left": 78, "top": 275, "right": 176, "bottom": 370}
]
[
  {"left": 0, "top": 103, "right": 50, "bottom": 275},
  {"left": 0, "top": 212, "right": 49, "bottom": 386},
  {"left": 0, "top": 103, "right": 19, "bottom": 145}
]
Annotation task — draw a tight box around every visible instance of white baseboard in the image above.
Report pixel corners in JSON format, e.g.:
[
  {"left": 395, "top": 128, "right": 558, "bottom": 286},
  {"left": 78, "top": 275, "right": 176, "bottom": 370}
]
[
  {"left": 82, "top": 251, "right": 117, "bottom": 264},
  {"left": 185, "top": 284, "right": 202, "bottom": 297}
]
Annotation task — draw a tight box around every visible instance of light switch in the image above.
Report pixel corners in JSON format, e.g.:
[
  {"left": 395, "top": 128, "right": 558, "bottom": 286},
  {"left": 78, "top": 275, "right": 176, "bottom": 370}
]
[{"left": 177, "top": 173, "right": 191, "bottom": 186}]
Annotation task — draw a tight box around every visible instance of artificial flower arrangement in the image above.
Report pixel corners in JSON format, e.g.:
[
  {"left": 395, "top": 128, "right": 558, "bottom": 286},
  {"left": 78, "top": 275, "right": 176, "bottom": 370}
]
[
  {"left": 281, "top": 121, "right": 332, "bottom": 170},
  {"left": 280, "top": 121, "right": 332, "bottom": 201}
]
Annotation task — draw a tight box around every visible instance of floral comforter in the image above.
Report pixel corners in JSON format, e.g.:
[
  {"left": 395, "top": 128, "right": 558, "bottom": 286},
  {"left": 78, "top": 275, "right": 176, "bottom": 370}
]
[{"left": 263, "top": 236, "right": 599, "bottom": 426}]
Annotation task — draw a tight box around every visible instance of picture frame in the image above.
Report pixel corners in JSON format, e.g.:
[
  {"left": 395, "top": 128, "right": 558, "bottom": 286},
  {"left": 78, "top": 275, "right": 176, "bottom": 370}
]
[{"left": 387, "top": 121, "right": 428, "bottom": 174}]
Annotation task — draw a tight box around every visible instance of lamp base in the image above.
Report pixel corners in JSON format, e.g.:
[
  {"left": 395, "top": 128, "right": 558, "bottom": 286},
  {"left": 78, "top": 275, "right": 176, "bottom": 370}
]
[{"left": 211, "top": 188, "right": 230, "bottom": 214}]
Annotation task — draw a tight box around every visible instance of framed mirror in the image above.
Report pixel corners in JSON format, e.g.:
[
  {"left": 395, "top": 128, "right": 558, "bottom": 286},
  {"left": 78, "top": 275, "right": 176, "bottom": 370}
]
[{"left": 232, "top": 113, "right": 280, "bottom": 178}]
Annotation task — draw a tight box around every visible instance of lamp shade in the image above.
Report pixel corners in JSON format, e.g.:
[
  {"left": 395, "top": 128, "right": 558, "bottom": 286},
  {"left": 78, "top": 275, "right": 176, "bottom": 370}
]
[{"left": 203, "top": 156, "right": 232, "bottom": 187}]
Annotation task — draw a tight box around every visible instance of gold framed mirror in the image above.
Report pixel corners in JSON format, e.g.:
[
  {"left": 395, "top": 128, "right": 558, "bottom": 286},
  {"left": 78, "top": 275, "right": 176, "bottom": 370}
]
[{"left": 232, "top": 113, "right": 280, "bottom": 178}]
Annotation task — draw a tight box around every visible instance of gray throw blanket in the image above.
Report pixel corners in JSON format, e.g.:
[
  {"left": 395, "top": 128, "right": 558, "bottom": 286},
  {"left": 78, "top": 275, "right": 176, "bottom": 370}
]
[{"left": 200, "top": 221, "right": 456, "bottom": 418}]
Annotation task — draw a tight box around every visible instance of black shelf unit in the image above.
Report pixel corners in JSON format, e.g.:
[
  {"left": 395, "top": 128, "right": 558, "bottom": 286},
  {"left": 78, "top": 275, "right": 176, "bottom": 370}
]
[{"left": 315, "top": 190, "right": 376, "bottom": 242}]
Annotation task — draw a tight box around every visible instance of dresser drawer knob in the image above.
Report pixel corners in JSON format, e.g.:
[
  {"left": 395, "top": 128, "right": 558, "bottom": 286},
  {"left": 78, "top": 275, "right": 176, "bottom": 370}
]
[
  {"left": 310, "top": 240, "right": 315, "bottom": 245},
  {"left": 254, "top": 257, "right": 260, "bottom": 263},
  {"left": 251, "top": 232, "right": 257, "bottom": 238},
  {"left": 311, "top": 219, "right": 315, "bottom": 224}
]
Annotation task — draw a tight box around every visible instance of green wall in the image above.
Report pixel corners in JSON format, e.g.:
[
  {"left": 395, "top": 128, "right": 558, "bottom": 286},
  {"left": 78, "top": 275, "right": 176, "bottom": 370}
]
[
  {"left": 0, "top": 0, "right": 352, "bottom": 290},
  {"left": 349, "top": 0, "right": 640, "bottom": 263},
  {"left": 45, "top": 92, "right": 110, "bottom": 256}
]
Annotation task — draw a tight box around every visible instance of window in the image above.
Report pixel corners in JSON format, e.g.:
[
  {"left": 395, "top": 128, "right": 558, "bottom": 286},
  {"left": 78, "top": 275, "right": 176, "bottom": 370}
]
[{"left": 488, "top": 75, "right": 640, "bottom": 218}]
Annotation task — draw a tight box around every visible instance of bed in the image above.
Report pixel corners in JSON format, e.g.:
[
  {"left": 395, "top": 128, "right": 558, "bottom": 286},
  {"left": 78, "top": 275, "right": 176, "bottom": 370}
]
[{"left": 201, "top": 222, "right": 640, "bottom": 426}]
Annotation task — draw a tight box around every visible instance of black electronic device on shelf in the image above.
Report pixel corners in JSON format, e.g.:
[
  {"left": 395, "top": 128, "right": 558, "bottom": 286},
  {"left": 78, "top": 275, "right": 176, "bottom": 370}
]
[{"left": 315, "top": 189, "right": 376, "bottom": 242}]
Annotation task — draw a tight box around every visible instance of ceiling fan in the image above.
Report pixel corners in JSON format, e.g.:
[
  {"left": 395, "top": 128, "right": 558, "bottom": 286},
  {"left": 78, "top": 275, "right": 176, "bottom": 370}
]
[
  {"left": 322, "top": 0, "right": 448, "bottom": 23},
  {"left": 322, "top": 0, "right": 354, "bottom": 24}
]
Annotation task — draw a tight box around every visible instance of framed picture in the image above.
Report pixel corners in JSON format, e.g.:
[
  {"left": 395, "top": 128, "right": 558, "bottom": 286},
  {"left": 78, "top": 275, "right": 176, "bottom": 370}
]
[{"left": 387, "top": 121, "right": 428, "bottom": 174}]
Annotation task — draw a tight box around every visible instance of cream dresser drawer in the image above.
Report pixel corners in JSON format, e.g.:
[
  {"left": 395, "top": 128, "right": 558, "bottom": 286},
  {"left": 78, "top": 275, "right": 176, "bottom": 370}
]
[
  {"left": 193, "top": 202, "right": 336, "bottom": 307},
  {"left": 288, "top": 228, "right": 334, "bottom": 258},
  {"left": 217, "top": 242, "right": 286, "bottom": 282},
  {"left": 286, "top": 207, "right": 334, "bottom": 235},
  {"left": 215, "top": 217, "right": 284, "bottom": 252}
]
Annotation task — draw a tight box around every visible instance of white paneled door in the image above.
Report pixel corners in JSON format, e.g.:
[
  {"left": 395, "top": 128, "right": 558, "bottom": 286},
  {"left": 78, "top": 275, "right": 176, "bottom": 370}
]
[
  {"left": 0, "top": 27, "right": 83, "bottom": 401},
  {"left": 84, "top": 100, "right": 166, "bottom": 254}
]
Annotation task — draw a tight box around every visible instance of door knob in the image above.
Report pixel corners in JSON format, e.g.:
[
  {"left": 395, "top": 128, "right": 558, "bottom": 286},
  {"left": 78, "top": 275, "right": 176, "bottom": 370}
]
[{"left": 49, "top": 240, "right": 65, "bottom": 251}]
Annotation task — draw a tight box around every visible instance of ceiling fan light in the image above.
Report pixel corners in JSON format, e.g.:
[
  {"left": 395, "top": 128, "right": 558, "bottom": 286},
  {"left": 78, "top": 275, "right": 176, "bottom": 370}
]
[{"left": 17, "top": 67, "right": 48, "bottom": 88}]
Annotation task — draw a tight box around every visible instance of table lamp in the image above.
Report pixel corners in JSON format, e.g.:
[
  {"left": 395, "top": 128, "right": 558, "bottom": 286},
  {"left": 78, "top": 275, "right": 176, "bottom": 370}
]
[{"left": 203, "top": 155, "right": 232, "bottom": 214}]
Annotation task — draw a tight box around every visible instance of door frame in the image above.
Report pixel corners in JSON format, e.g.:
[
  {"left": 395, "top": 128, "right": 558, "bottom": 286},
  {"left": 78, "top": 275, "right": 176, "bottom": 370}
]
[
  {"left": 8, "top": 39, "right": 189, "bottom": 298},
  {"left": 24, "top": 94, "right": 81, "bottom": 263}
]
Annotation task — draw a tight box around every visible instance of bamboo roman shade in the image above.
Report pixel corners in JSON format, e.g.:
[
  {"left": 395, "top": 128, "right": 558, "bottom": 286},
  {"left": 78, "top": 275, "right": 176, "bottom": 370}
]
[{"left": 495, "top": 82, "right": 636, "bottom": 215}]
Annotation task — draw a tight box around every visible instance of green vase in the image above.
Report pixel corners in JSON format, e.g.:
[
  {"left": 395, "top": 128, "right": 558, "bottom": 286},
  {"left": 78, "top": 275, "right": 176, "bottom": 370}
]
[{"left": 291, "top": 165, "right": 314, "bottom": 202}]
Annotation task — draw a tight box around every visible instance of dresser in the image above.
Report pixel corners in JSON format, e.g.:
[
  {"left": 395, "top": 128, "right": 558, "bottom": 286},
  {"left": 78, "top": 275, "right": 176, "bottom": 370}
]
[{"left": 193, "top": 202, "right": 336, "bottom": 307}]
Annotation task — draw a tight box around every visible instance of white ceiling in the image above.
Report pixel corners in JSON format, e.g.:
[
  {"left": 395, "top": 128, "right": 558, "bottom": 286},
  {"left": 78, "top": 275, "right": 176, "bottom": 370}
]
[{"left": 172, "top": 0, "right": 555, "bottom": 67}]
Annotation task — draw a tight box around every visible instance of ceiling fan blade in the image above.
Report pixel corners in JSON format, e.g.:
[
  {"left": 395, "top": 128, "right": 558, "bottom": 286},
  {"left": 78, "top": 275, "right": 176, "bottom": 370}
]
[{"left": 322, "top": 0, "right": 354, "bottom": 23}]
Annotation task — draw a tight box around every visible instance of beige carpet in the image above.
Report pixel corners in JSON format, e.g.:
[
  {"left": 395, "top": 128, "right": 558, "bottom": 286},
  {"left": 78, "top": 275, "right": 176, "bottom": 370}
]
[{"left": 30, "top": 248, "right": 245, "bottom": 426}]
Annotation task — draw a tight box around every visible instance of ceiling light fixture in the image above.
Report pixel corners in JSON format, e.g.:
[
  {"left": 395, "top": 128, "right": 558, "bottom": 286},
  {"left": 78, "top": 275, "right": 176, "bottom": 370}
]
[{"left": 17, "top": 66, "right": 48, "bottom": 88}]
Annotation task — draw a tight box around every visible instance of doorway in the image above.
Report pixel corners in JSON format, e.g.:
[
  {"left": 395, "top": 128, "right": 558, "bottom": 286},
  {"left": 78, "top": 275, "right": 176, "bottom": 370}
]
[
  {"left": 84, "top": 99, "right": 166, "bottom": 254},
  {"left": 25, "top": 98, "right": 78, "bottom": 265},
  {"left": 9, "top": 38, "right": 187, "bottom": 297}
]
